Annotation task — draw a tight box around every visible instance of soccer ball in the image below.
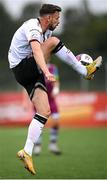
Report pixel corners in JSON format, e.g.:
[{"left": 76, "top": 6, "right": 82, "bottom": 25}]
[{"left": 76, "top": 53, "right": 93, "bottom": 66}]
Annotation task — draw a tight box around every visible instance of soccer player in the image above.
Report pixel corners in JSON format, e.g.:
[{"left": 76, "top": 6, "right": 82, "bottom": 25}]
[
  {"left": 8, "top": 4, "right": 102, "bottom": 175},
  {"left": 33, "top": 63, "right": 61, "bottom": 155}
]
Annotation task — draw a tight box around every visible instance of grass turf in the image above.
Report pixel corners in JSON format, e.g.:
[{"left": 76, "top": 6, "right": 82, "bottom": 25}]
[{"left": 0, "top": 127, "right": 107, "bottom": 179}]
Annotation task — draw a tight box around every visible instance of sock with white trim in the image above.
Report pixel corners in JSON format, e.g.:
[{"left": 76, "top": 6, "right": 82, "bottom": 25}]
[
  {"left": 53, "top": 42, "right": 87, "bottom": 76},
  {"left": 24, "top": 113, "right": 47, "bottom": 156}
]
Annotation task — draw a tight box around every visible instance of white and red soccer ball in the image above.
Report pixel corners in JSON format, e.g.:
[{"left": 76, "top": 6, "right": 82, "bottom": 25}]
[{"left": 76, "top": 53, "right": 93, "bottom": 66}]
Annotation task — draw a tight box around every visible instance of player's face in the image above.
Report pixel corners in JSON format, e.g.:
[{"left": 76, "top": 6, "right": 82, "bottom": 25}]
[{"left": 48, "top": 11, "right": 60, "bottom": 31}]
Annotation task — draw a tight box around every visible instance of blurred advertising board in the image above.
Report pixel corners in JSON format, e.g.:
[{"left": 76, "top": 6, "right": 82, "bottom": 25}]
[
  {"left": 55, "top": 92, "right": 107, "bottom": 127},
  {"left": 0, "top": 91, "right": 107, "bottom": 127}
]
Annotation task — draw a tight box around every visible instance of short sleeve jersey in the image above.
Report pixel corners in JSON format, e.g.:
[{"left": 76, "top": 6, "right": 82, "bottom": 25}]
[{"left": 8, "top": 18, "right": 52, "bottom": 68}]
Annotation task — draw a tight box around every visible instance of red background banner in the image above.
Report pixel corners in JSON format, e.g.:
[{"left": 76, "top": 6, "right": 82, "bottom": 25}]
[{"left": 0, "top": 91, "right": 107, "bottom": 127}]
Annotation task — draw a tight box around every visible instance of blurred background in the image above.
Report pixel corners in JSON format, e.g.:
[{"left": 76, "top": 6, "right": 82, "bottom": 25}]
[
  {"left": 0, "top": 0, "right": 107, "bottom": 91},
  {"left": 0, "top": 0, "right": 107, "bottom": 179}
]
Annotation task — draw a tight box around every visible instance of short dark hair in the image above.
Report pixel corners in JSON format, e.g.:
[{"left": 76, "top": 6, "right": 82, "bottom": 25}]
[{"left": 39, "top": 4, "right": 61, "bottom": 16}]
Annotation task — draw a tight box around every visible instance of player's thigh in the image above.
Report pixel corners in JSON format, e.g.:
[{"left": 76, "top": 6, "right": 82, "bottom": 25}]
[
  {"left": 41, "top": 41, "right": 51, "bottom": 62},
  {"left": 41, "top": 37, "right": 60, "bottom": 62},
  {"left": 32, "top": 88, "right": 51, "bottom": 118}
]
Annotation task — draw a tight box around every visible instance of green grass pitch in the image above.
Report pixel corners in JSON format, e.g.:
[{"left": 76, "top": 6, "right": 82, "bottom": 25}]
[{"left": 0, "top": 127, "right": 107, "bottom": 179}]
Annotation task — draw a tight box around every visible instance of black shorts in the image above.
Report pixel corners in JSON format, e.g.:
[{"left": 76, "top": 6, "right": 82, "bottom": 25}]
[{"left": 12, "top": 57, "right": 47, "bottom": 99}]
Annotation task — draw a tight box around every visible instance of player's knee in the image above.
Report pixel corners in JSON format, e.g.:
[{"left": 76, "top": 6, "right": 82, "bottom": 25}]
[
  {"left": 32, "top": 99, "right": 51, "bottom": 118},
  {"left": 38, "top": 106, "right": 51, "bottom": 118},
  {"left": 51, "top": 36, "right": 60, "bottom": 45},
  {"left": 48, "top": 36, "right": 60, "bottom": 46},
  {"left": 44, "top": 107, "right": 51, "bottom": 118},
  {"left": 37, "top": 107, "right": 51, "bottom": 119}
]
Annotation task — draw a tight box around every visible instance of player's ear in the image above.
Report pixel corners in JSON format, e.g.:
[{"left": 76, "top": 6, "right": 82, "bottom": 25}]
[
  {"left": 45, "top": 15, "right": 50, "bottom": 24},
  {"left": 47, "top": 14, "right": 52, "bottom": 21}
]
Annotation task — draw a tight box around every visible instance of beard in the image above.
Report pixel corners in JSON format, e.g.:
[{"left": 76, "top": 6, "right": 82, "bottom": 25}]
[{"left": 48, "top": 24, "right": 56, "bottom": 31}]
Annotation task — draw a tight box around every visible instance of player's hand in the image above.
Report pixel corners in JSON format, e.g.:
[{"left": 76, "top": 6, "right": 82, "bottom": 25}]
[{"left": 45, "top": 71, "right": 56, "bottom": 82}]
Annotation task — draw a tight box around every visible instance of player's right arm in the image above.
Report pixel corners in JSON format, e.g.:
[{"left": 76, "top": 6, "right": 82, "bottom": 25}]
[
  {"left": 30, "top": 40, "right": 56, "bottom": 82},
  {"left": 24, "top": 19, "right": 55, "bottom": 82}
]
